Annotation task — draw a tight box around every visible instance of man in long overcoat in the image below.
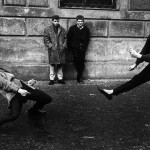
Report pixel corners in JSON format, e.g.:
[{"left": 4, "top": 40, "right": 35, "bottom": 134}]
[{"left": 44, "top": 15, "right": 67, "bottom": 85}]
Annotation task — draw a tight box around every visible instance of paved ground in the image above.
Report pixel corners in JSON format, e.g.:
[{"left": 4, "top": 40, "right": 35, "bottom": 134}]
[{"left": 0, "top": 80, "right": 150, "bottom": 150}]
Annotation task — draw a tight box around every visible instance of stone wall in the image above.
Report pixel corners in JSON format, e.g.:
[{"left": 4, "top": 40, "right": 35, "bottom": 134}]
[{"left": 0, "top": 0, "right": 150, "bottom": 80}]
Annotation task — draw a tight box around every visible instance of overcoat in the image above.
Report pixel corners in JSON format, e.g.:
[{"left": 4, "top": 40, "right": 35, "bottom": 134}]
[
  {"left": 44, "top": 25, "right": 67, "bottom": 64},
  {"left": 0, "top": 68, "right": 25, "bottom": 106}
]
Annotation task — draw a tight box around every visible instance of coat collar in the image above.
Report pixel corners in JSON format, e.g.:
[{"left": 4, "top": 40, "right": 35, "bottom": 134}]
[{"left": 50, "top": 24, "right": 62, "bottom": 36}]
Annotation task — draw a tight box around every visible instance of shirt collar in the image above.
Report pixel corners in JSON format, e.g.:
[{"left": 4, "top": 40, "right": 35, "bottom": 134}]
[{"left": 77, "top": 25, "right": 84, "bottom": 30}]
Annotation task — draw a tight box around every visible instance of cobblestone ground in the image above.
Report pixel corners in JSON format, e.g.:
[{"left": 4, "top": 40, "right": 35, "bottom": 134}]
[{"left": 0, "top": 80, "right": 150, "bottom": 150}]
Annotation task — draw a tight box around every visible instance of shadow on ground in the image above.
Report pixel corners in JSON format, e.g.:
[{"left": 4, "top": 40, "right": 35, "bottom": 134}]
[{"left": 0, "top": 80, "right": 150, "bottom": 150}]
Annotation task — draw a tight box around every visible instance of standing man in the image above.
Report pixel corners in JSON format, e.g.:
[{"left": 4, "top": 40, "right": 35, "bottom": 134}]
[
  {"left": 67, "top": 15, "right": 90, "bottom": 83},
  {"left": 44, "top": 15, "right": 67, "bottom": 85}
]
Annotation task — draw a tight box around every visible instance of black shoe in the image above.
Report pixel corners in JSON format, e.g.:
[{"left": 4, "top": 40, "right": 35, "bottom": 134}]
[
  {"left": 49, "top": 80, "right": 54, "bottom": 85},
  {"left": 77, "top": 78, "right": 84, "bottom": 84},
  {"left": 58, "top": 80, "right": 65, "bottom": 84},
  {"left": 28, "top": 108, "right": 47, "bottom": 115},
  {"left": 97, "top": 87, "right": 112, "bottom": 100}
]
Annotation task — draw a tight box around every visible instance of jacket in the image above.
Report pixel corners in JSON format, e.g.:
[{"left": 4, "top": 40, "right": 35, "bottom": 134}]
[
  {"left": 67, "top": 24, "right": 90, "bottom": 52},
  {"left": 43, "top": 24, "right": 67, "bottom": 64},
  {"left": 0, "top": 69, "right": 22, "bottom": 105}
]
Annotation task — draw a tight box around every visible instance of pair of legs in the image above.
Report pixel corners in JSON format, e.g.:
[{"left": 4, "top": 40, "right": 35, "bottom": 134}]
[
  {"left": 0, "top": 83, "right": 52, "bottom": 126},
  {"left": 72, "top": 49, "right": 86, "bottom": 83},
  {"left": 98, "top": 63, "right": 150, "bottom": 100},
  {"left": 49, "top": 64, "right": 65, "bottom": 84}
]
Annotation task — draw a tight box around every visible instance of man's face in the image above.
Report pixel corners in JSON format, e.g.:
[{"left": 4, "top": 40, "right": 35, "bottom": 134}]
[
  {"left": 52, "top": 19, "right": 59, "bottom": 27},
  {"left": 77, "top": 19, "right": 84, "bottom": 27}
]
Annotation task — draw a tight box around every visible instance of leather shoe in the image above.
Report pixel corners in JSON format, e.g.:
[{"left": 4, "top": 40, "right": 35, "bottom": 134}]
[
  {"left": 49, "top": 80, "right": 54, "bottom": 85},
  {"left": 97, "top": 87, "right": 112, "bottom": 100},
  {"left": 58, "top": 80, "right": 65, "bottom": 84},
  {"left": 77, "top": 78, "right": 84, "bottom": 84}
]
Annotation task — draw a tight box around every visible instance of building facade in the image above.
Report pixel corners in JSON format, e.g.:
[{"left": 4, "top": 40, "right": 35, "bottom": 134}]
[{"left": 0, "top": 0, "right": 150, "bottom": 80}]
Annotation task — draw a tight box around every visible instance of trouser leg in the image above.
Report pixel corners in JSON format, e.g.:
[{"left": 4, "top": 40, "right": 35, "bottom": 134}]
[
  {"left": 0, "top": 95, "right": 23, "bottom": 126},
  {"left": 21, "top": 82, "right": 52, "bottom": 110},
  {"left": 73, "top": 50, "right": 85, "bottom": 79},
  {"left": 113, "top": 64, "right": 150, "bottom": 95},
  {"left": 77, "top": 51, "right": 85, "bottom": 79},
  {"left": 22, "top": 81, "right": 52, "bottom": 110},
  {"left": 57, "top": 64, "right": 63, "bottom": 80},
  {"left": 49, "top": 64, "right": 55, "bottom": 80}
]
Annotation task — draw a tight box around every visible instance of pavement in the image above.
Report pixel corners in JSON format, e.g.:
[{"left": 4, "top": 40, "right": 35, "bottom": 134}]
[{"left": 0, "top": 80, "right": 150, "bottom": 150}]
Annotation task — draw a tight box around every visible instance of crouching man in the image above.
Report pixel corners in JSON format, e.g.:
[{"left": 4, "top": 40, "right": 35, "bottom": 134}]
[{"left": 0, "top": 68, "right": 52, "bottom": 126}]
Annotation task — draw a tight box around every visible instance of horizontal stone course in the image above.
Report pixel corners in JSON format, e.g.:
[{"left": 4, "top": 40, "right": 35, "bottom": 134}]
[
  {"left": 28, "top": 0, "right": 48, "bottom": 7},
  {"left": 85, "top": 20, "right": 108, "bottom": 37},
  {"left": 0, "top": 18, "right": 25, "bottom": 35},
  {"left": 4, "top": 0, "right": 26, "bottom": 6},
  {"left": 0, "top": 37, "right": 147, "bottom": 80},
  {"left": 27, "top": 18, "right": 67, "bottom": 35},
  {"left": 0, "top": 6, "right": 54, "bottom": 17},
  {"left": 0, "top": 61, "right": 144, "bottom": 80},
  {"left": 130, "top": 0, "right": 150, "bottom": 10},
  {"left": 0, "top": 37, "right": 146, "bottom": 63},
  {"left": 109, "top": 21, "right": 144, "bottom": 37},
  {"left": 68, "top": 19, "right": 108, "bottom": 37},
  {"left": 145, "top": 22, "right": 150, "bottom": 37},
  {"left": 0, "top": 37, "right": 48, "bottom": 63},
  {"left": 86, "top": 38, "right": 145, "bottom": 62},
  {"left": 0, "top": 64, "right": 49, "bottom": 80}
]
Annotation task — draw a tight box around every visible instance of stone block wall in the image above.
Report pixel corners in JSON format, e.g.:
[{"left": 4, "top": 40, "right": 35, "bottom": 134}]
[{"left": 0, "top": 0, "right": 150, "bottom": 80}]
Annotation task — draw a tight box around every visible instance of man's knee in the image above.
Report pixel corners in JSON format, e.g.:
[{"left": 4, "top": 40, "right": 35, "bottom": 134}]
[
  {"left": 43, "top": 95, "right": 52, "bottom": 104},
  {"left": 46, "top": 96, "right": 52, "bottom": 104}
]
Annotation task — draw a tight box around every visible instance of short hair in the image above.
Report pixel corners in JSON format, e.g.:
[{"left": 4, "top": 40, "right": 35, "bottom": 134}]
[
  {"left": 52, "top": 15, "right": 60, "bottom": 21},
  {"left": 76, "top": 15, "right": 84, "bottom": 21}
]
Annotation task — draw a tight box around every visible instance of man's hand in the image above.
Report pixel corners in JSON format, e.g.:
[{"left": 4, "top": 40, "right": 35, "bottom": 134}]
[
  {"left": 129, "top": 49, "right": 142, "bottom": 59},
  {"left": 129, "top": 63, "right": 137, "bottom": 71},
  {"left": 18, "top": 89, "right": 30, "bottom": 96},
  {"left": 28, "top": 79, "right": 36, "bottom": 86}
]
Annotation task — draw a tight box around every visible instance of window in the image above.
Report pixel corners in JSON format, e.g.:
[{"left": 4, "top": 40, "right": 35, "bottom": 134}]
[{"left": 59, "top": 0, "right": 117, "bottom": 9}]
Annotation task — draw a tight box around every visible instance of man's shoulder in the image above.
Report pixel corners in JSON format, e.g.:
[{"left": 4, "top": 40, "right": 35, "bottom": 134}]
[{"left": 69, "top": 24, "right": 77, "bottom": 29}]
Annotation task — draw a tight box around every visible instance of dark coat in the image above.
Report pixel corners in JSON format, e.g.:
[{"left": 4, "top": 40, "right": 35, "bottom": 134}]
[
  {"left": 44, "top": 25, "right": 67, "bottom": 64},
  {"left": 67, "top": 24, "right": 90, "bottom": 53}
]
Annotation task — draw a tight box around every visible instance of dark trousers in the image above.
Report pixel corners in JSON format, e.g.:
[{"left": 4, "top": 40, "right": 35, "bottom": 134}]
[
  {"left": 113, "top": 64, "right": 150, "bottom": 95},
  {"left": 0, "top": 83, "right": 52, "bottom": 126},
  {"left": 72, "top": 49, "right": 86, "bottom": 79}
]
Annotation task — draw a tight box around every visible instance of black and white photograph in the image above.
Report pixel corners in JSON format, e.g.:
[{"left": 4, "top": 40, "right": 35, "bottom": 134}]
[{"left": 0, "top": 0, "right": 150, "bottom": 149}]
